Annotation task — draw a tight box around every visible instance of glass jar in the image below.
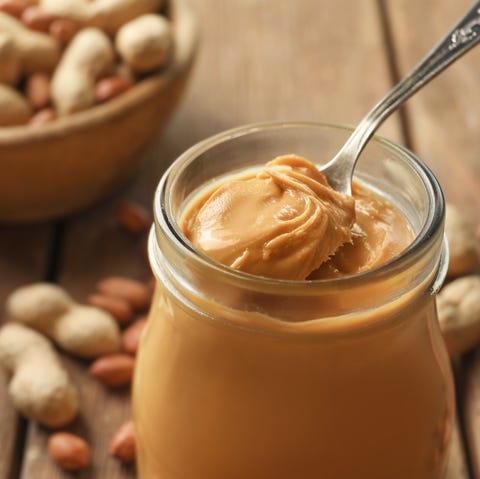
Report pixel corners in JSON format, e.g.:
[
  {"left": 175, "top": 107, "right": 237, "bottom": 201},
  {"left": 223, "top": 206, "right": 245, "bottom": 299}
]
[{"left": 133, "top": 122, "right": 453, "bottom": 479}]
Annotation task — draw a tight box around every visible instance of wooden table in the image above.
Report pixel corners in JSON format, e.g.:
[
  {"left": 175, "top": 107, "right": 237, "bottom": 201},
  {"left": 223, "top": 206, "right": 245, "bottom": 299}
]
[{"left": 1, "top": 0, "right": 480, "bottom": 477}]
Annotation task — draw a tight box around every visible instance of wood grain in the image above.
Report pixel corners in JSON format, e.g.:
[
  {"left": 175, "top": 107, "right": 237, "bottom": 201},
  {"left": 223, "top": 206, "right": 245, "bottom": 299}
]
[
  {"left": 446, "top": 415, "right": 470, "bottom": 479},
  {"left": 133, "top": 0, "right": 404, "bottom": 197},
  {"left": 463, "top": 348, "right": 480, "bottom": 478},
  {"left": 384, "top": 0, "right": 480, "bottom": 223}
]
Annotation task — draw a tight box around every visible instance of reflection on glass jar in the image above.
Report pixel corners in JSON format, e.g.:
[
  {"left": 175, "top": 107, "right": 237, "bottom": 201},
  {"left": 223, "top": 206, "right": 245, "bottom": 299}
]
[{"left": 133, "top": 123, "right": 454, "bottom": 479}]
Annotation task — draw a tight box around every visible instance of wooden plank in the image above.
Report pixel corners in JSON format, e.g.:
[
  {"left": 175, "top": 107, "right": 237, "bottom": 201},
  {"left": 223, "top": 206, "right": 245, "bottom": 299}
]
[
  {"left": 0, "top": 225, "right": 53, "bottom": 300},
  {"left": 463, "top": 348, "right": 480, "bottom": 478},
  {"left": 124, "top": 0, "right": 404, "bottom": 198},
  {"left": 174, "top": 0, "right": 402, "bottom": 135},
  {"left": 17, "top": 0, "right": 405, "bottom": 477},
  {"left": 0, "top": 224, "right": 53, "bottom": 479},
  {"left": 446, "top": 416, "right": 471, "bottom": 479},
  {"left": 445, "top": 360, "right": 472, "bottom": 478},
  {"left": 383, "top": 0, "right": 480, "bottom": 223}
]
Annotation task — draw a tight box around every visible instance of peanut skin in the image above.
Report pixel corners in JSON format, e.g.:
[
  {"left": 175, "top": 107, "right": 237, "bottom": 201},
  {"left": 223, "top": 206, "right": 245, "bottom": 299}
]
[
  {"left": 49, "top": 17, "right": 79, "bottom": 45},
  {"left": 21, "top": 5, "right": 58, "bottom": 32},
  {"left": 109, "top": 420, "right": 136, "bottom": 463},
  {"left": 96, "top": 276, "right": 152, "bottom": 310},
  {"left": 116, "top": 200, "right": 152, "bottom": 234},
  {"left": 121, "top": 316, "right": 147, "bottom": 355},
  {"left": 25, "top": 72, "right": 51, "bottom": 109},
  {"left": 0, "top": 0, "right": 27, "bottom": 18},
  {"left": 0, "top": 323, "right": 79, "bottom": 427},
  {"left": 89, "top": 353, "right": 135, "bottom": 387},
  {"left": 29, "top": 107, "right": 57, "bottom": 125},
  {"left": 94, "top": 75, "right": 133, "bottom": 102},
  {"left": 48, "top": 432, "right": 91, "bottom": 471},
  {"left": 86, "top": 293, "right": 134, "bottom": 324}
]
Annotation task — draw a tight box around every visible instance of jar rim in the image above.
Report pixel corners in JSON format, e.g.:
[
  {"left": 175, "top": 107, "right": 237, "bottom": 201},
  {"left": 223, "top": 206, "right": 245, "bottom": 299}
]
[{"left": 153, "top": 121, "right": 445, "bottom": 294}]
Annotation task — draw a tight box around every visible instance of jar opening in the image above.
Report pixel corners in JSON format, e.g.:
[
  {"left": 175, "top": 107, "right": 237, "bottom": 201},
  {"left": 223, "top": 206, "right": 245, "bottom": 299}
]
[{"left": 153, "top": 122, "right": 445, "bottom": 294}]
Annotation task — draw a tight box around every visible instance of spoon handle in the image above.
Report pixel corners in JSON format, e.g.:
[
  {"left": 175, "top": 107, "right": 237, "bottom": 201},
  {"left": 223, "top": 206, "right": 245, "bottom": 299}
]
[{"left": 323, "top": 1, "right": 480, "bottom": 194}]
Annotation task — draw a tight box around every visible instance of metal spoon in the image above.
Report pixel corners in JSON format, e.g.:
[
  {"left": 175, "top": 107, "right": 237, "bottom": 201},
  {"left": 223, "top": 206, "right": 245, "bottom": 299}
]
[{"left": 321, "top": 1, "right": 480, "bottom": 195}]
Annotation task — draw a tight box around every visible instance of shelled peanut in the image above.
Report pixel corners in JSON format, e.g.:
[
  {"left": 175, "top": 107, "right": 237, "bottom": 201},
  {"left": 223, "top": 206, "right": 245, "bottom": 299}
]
[
  {"left": 85, "top": 276, "right": 151, "bottom": 389},
  {"left": 116, "top": 200, "right": 152, "bottom": 234},
  {"left": 48, "top": 432, "right": 91, "bottom": 471},
  {"left": 89, "top": 352, "right": 136, "bottom": 387},
  {"left": 109, "top": 420, "right": 136, "bottom": 463},
  {"left": 0, "top": 0, "right": 173, "bottom": 127},
  {"left": 47, "top": 420, "right": 137, "bottom": 471},
  {"left": 122, "top": 316, "right": 147, "bottom": 355},
  {"left": 96, "top": 276, "right": 152, "bottom": 311}
]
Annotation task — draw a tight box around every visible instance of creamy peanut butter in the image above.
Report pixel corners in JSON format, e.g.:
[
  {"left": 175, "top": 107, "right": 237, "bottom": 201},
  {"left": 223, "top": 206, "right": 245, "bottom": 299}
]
[
  {"left": 312, "top": 181, "right": 413, "bottom": 278},
  {"left": 182, "top": 155, "right": 412, "bottom": 279}
]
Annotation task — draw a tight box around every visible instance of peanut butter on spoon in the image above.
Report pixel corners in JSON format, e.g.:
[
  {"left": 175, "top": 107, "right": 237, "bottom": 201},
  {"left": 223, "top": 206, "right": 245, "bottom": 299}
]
[{"left": 182, "top": 155, "right": 356, "bottom": 280}]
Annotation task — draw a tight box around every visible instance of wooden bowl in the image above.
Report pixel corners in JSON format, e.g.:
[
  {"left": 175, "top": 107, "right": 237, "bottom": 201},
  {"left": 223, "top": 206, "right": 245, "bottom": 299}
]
[{"left": 0, "top": 0, "right": 198, "bottom": 222}]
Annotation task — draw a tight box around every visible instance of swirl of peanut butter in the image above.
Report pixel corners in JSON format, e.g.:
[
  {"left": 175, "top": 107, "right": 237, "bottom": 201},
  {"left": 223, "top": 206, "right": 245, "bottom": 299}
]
[{"left": 182, "top": 155, "right": 356, "bottom": 280}]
